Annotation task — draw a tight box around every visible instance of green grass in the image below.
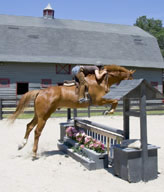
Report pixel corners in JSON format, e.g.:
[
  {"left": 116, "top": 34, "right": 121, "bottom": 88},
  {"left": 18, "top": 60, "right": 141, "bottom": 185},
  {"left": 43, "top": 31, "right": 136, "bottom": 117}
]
[
  {"left": 146, "top": 110, "right": 164, "bottom": 115},
  {"left": 3, "top": 110, "right": 164, "bottom": 120}
]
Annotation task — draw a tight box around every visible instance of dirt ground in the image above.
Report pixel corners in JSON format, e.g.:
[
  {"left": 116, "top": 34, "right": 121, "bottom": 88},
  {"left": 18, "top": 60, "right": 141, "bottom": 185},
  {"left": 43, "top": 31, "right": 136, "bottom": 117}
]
[{"left": 0, "top": 115, "right": 164, "bottom": 192}]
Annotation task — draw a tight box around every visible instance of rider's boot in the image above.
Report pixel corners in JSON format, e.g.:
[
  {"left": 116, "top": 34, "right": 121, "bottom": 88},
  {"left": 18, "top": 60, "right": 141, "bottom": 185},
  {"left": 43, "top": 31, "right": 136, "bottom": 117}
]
[{"left": 77, "top": 71, "right": 90, "bottom": 103}]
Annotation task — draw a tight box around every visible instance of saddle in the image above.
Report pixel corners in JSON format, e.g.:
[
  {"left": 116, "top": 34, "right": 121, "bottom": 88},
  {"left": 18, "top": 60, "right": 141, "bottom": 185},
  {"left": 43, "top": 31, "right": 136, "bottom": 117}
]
[
  {"left": 63, "top": 80, "right": 76, "bottom": 86},
  {"left": 63, "top": 80, "right": 79, "bottom": 95}
]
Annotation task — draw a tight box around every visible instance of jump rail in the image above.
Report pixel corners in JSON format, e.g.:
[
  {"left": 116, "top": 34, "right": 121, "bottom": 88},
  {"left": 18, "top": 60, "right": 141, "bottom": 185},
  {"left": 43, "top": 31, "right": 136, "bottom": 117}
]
[{"left": 74, "top": 119, "right": 124, "bottom": 162}]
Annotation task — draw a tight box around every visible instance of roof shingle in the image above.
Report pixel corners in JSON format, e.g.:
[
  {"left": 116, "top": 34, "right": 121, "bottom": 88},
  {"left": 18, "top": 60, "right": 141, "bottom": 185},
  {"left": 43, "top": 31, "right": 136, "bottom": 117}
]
[{"left": 0, "top": 14, "right": 163, "bottom": 68}]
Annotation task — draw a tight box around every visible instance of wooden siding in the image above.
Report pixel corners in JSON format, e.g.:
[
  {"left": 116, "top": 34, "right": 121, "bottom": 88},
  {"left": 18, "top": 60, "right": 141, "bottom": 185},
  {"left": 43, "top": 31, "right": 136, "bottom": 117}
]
[
  {"left": 0, "top": 62, "right": 163, "bottom": 98},
  {"left": 0, "top": 62, "right": 72, "bottom": 98},
  {"left": 132, "top": 67, "right": 163, "bottom": 92}
]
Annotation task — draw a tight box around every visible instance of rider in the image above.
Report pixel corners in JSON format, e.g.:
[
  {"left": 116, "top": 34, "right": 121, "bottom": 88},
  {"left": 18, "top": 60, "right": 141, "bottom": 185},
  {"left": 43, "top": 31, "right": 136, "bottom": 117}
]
[{"left": 71, "top": 65, "right": 107, "bottom": 103}]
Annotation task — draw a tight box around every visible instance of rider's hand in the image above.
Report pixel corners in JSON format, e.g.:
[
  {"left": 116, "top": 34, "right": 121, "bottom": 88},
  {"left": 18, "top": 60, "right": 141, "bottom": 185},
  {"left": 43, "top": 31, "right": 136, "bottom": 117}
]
[{"left": 103, "top": 69, "right": 107, "bottom": 75}]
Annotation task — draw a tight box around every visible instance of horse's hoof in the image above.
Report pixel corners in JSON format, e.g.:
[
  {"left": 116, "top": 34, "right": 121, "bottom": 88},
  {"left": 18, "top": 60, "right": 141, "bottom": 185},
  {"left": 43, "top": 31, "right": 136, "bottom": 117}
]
[
  {"left": 103, "top": 111, "right": 109, "bottom": 115},
  {"left": 32, "top": 156, "right": 39, "bottom": 161},
  {"left": 18, "top": 144, "right": 23, "bottom": 150},
  {"left": 32, "top": 153, "right": 39, "bottom": 161},
  {"left": 109, "top": 110, "right": 114, "bottom": 114},
  {"left": 18, "top": 139, "right": 27, "bottom": 150},
  {"left": 103, "top": 110, "right": 114, "bottom": 115}
]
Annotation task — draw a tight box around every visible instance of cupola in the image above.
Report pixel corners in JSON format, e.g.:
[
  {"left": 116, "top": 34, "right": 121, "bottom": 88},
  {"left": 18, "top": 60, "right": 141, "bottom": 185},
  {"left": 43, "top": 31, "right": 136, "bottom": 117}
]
[{"left": 43, "top": 3, "right": 54, "bottom": 19}]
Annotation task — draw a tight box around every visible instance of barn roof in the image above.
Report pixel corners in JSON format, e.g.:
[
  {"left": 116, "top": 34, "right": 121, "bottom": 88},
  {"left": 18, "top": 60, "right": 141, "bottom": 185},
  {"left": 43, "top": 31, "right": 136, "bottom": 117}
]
[
  {"left": 103, "top": 79, "right": 164, "bottom": 100},
  {"left": 0, "top": 14, "right": 163, "bottom": 68}
]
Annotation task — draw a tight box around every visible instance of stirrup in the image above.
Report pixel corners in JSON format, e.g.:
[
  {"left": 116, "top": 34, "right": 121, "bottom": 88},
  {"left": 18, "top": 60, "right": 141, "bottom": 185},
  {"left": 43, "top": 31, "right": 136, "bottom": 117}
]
[{"left": 79, "top": 98, "right": 90, "bottom": 104}]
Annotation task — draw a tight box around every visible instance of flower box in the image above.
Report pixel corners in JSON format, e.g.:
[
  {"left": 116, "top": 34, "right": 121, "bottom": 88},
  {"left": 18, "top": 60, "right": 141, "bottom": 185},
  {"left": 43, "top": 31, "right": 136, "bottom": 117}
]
[{"left": 57, "top": 136, "right": 108, "bottom": 170}]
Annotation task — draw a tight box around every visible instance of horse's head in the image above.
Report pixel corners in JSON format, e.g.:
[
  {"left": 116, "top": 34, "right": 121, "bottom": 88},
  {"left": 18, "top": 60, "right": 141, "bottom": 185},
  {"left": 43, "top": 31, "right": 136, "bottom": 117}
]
[
  {"left": 122, "top": 69, "right": 136, "bottom": 80},
  {"left": 104, "top": 65, "right": 135, "bottom": 86}
]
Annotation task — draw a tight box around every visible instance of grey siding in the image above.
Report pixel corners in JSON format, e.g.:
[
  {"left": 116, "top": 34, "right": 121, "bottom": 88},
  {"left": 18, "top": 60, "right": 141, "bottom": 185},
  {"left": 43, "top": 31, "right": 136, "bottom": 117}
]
[
  {"left": 0, "top": 62, "right": 72, "bottom": 83},
  {"left": 0, "top": 62, "right": 72, "bottom": 98},
  {"left": 130, "top": 67, "right": 163, "bottom": 92},
  {"left": 0, "top": 62, "right": 163, "bottom": 98}
]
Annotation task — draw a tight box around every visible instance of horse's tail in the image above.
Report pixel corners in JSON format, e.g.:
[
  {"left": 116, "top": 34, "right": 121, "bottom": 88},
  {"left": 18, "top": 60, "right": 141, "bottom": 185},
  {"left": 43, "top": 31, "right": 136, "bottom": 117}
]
[{"left": 8, "top": 90, "right": 40, "bottom": 123}]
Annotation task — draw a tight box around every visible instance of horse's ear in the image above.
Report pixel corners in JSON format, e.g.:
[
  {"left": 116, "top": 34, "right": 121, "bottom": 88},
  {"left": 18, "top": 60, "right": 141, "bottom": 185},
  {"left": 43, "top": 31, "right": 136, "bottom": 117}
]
[{"left": 130, "top": 70, "right": 136, "bottom": 74}]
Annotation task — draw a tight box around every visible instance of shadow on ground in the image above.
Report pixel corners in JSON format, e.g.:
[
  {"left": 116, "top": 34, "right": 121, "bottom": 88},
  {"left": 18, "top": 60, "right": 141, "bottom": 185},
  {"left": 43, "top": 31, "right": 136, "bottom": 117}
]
[{"left": 41, "top": 150, "right": 65, "bottom": 157}]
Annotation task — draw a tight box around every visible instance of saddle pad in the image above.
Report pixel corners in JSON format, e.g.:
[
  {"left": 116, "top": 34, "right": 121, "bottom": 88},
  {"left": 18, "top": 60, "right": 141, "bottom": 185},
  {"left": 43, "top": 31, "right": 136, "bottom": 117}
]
[
  {"left": 63, "top": 80, "right": 76, "bottom": 86},
  {"left": 63, "top": 82, "right": 75, "bottom": 86}
]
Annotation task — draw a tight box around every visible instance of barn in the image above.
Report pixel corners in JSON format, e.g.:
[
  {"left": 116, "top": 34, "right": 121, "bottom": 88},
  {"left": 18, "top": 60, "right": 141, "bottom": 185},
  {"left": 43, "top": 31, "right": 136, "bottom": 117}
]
[{"left": 0, "top": 4, "right": 164, "bottom": 98}]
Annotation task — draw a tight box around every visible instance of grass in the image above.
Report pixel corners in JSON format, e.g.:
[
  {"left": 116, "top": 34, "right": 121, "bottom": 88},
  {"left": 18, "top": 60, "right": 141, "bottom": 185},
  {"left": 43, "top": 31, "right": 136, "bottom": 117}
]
[
  {"left": 146, "top": 110, "right": 164, "bottom": 115},
  {"left": 3, "top": 110, "right": 164, "bottom": 120}
]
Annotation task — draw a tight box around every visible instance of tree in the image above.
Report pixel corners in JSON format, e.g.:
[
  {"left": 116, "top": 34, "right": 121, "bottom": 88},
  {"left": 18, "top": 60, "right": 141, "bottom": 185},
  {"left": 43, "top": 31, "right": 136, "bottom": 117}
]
[{"left": 134, "top": 16, "right": 164, "bottom": 57}]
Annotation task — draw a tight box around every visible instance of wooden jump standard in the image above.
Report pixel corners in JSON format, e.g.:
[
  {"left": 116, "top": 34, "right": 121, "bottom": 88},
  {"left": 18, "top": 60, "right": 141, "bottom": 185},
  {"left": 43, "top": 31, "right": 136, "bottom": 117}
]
[
  {"left": 59, "top": 79, "right": 163, "bottom": 182},
  {"left": 103, "top": 79, "right": 163, "bottom": 182}
]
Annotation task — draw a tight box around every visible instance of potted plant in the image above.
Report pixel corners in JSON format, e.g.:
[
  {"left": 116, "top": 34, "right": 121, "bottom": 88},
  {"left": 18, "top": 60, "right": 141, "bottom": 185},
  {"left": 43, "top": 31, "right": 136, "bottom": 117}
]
[{"left": 60, "top": 126, "right": 108, "bottom": 170}]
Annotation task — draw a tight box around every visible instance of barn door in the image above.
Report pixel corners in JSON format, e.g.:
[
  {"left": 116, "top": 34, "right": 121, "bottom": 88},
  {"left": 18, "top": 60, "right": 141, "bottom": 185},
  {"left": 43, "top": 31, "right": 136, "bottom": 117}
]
[{"left": 16, "top": 82, "right": 29, "bottom": 98}]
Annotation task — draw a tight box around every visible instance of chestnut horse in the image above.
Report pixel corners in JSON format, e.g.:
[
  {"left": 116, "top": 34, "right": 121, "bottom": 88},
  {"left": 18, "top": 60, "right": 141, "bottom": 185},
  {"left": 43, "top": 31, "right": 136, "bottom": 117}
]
[{"left": 9, "top": 65, "right": 135, "bottom": 158}]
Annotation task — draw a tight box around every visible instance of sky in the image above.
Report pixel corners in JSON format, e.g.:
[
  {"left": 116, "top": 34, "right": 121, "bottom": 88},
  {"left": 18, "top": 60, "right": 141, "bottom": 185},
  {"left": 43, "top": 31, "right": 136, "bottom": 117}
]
[{"left": 0, "top": 0, "right": 164, "bottom": 26}]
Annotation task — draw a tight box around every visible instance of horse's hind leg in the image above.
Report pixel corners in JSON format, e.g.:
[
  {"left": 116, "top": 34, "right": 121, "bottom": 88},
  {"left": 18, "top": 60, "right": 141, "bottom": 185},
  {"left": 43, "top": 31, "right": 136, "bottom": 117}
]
[
  {"left": 32, "top": 117, "right": 47, "bottom": 158},
  {"left": 18, "top": 116, "right": 38, "bottom": 150}
]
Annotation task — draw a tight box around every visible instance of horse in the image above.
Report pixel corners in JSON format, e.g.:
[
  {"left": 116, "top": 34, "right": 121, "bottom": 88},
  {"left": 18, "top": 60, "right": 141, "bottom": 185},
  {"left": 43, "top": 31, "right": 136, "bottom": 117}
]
[{"left": 9, "top": 65, "right": 135, "bottom": 158}]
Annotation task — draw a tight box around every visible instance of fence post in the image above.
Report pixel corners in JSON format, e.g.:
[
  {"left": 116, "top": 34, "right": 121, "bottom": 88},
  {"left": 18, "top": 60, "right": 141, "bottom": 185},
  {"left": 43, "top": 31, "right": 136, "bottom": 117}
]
[
  {"left": 123, "top": 98, "right": 130, "bottom": 139},
  {"left": 67, "top": 108, "right": 71, "bottom": 121},
  {"left": 140, "top": 84, "right": 148, "bottom": 182},
  {"left": 0, "top": 99, "right": 2, "bottom": 120},
  {"left": 73, "top": 108, "right": 77, "bottom": 118},
  {"left": 88, "top": 106, "right": 90, "bottom": 118}
]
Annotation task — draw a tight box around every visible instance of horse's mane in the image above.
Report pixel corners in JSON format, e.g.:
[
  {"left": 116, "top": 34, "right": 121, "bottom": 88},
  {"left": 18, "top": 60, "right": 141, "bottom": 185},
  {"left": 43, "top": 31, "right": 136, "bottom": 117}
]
[
  {"left": 86, "top": 65, "right": 127, "bottom": 78},
  {"left": 86, "top": 64, "right": 130, "bottom": 82},
  {"left": 103, "top": 65, "right": 129, "bottom": 73}
]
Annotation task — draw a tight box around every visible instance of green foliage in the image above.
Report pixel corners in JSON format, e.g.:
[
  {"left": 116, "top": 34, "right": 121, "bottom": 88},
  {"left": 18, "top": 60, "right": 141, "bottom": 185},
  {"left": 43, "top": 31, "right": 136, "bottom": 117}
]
[
  {"left": 134, "top": 16, "right": 164, "bottom": 57},
  {"left": 134, "top": 16, "right": 162, "bottom": 33},
  {"left": 156, "top": 29, "right": 164, "bottom": 49}
]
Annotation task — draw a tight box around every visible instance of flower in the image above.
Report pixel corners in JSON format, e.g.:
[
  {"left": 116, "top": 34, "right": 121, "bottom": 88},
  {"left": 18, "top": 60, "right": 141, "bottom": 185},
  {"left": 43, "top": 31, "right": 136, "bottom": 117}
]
[
  {"left": 93, "top": 143, "right": 99, "bottom": 148},
  {"left": 76, "top": 131, "right": 86, "bottom": 144},
  {"left": 92, "top": 141, "right": 105, "bottom": 153},
  {"left": 89, "top": 143, "right": 94, "bottom": 149},
  {"left": 79, "top": 144, "right": 85, "bottom": 149},
  {"left": 101, "top": 144, "right": 105, "bottom": 151},
  {"left": 84, "top": 136, "right": 92, "bottom": 144},
  {"left": 72, "top": 127, "right": 78, "bottom": 134},
  {"left": 65, "top": 126, "right": 106, "bottom": 153},
  {"left": 66, "top": 126, "right": 78, "bottom": 139}
]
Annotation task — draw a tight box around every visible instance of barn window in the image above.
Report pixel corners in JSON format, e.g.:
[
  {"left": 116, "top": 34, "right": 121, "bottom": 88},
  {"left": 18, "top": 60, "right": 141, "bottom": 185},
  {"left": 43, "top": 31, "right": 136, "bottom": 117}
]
[
  {"left": 0, "top": 78, "right": 10, "bottom": 88},
  {"left": 56, "top": 64, "right": 71, "bottom": 74},
  {"left": 8, "top": 26, "right": 19, "bottom": 30},
  {"left": 28, "top": 34, "right": 39, "bottom": 39},
  {"left": 151, "top": 81, "right": 158, "bottom": 89},
  {"left": 132, "top": 35, "right": 146, "bottom": 46},
  {"left": 41, "top": 79, "right": 52, "bottom": 88}
]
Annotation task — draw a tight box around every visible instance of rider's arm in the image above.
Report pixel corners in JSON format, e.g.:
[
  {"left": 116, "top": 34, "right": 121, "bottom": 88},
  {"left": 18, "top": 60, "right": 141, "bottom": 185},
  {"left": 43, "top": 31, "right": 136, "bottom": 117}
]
[{"left": 95, "top": 69, "right": 107, "bottom": 80}]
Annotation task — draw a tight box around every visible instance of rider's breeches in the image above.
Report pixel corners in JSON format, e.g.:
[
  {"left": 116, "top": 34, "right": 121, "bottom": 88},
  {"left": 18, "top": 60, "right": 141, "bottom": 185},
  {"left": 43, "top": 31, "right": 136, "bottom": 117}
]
[{"left": 76, "top": 71, "right": 88, "bottom": 99}]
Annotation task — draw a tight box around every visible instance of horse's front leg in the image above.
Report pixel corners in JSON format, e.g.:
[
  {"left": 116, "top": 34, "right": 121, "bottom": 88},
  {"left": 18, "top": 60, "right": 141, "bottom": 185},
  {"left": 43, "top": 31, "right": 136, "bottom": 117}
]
[{"left": 103, "top": 99, "right": 118, "bottom": 115}]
